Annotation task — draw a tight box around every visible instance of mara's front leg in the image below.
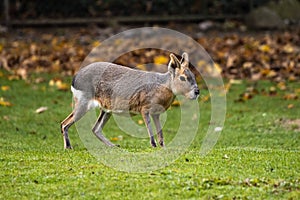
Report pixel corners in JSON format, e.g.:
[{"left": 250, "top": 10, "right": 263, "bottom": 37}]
[
  {"left": 141, "top": 111, "right": 157, "bottom": 147},
  {"left": 92, "top": 110, "right": 115, "bottom": 147},
  {"left": 152, "top": 114, "right": 164, "bottom": 147}
]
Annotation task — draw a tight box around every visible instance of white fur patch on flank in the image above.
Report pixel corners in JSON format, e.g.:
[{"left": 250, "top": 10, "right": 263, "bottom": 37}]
[
  {"left": 71, "top": 86, "right": 83, "bottom": 101},
  {"left": 71, "top": 86, "right": 100, "bottom": 110},
  {"left": 88, "top": 100, "right": 100, "bottom": 110}
]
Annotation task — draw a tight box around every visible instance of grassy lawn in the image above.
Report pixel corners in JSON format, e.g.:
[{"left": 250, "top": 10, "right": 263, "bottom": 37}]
[{"left": 0, "top": 71, "right": 299, "bottom": 199}]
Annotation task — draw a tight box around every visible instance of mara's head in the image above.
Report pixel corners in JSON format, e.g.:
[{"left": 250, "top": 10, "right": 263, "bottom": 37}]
[{"left": 168, "top": 52, "right": 200, "bottom": 100}]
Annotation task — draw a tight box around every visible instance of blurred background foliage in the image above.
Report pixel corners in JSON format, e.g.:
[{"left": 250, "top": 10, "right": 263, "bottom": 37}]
[{"left": 2, "top": 0, "right": 272, "bottom": 19}]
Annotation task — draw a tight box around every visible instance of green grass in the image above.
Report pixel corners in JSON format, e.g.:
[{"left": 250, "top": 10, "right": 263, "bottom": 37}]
[{"left": 0, "top": 71, "right": 299, "bottom": 199}]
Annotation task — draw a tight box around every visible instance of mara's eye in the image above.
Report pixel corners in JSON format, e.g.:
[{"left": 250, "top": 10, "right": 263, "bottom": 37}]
[{"left": 179, "top": 76, "right": 186, "bottom": 81}]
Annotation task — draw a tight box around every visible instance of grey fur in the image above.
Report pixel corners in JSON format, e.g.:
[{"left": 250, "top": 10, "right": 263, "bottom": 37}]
[{"left": 61, "top": 52, "right": 199, "bottom": 149}]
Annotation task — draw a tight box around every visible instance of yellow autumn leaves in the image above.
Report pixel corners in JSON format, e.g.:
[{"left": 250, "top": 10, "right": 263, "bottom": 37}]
[
  {"left": 0, "top": 97, "right": 12, "bottom": 107},
  {"left": 153, "top": 55, "right": 169, "bottom": 65},
  {"left": 0, "top": 85, "right": 12, "bottom": 106},
  {"left": 0, "top": 75, "right": 70, "bottom": 108},
  {"left": 49, "top": 78, "right": 69, "bottom": 91}
]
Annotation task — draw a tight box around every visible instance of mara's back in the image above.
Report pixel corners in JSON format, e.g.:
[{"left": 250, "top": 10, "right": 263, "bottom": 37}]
[
  {"left": 71, "top": 62, "right": 172, "bottom": 113},
  {"left": 72, "top": 62, "right": 169, "bottom": 94}
]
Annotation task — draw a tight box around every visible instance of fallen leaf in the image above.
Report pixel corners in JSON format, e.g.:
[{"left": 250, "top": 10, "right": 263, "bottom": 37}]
[
  {"left": 153, "top": 55, "right": 168, "bottom": 65},
  {"left": 246, "top": 86, "right": 259, "bottom": 95},
  {"left": 242, "top": 62, "right": 253, "bottom": 69},
  {"left": 49, "top": 79, "right": 55, "bottom": 86},
  {"left": 51, "top": 60, "right": 61, "bottom": 72},
  {"left": 34, "top": 77, "right": 45, "bottom": 84},
  {"left": 49, "top": 78, "right": 69, "bottom": 91},
  {"left": 35, "top": 106, "right": 48, "bottom": 114},
  {"left": 136, "top": 64, "right": 146, "bottom": 70},
  {"left": 258, "top": 44, "right": 270, "bottom": 52},
  {"left": 197, "top": 60, "right": 206, "bottom": 68},
  {"left": 3, "top": 115, "right": 10, "bottom": 121},
  {"left": 111, "top": 135, "right": 123, "bottom": 141},
  {"left": 241, "top": 92, "right": 253, "bottom": 101},
  {"left": 92, "top": 40, "right": 101, "bottom": 47},
  {"left": 269, "top": 86, "right": 277, "bottom": 96},
  {"left": 295, "top": 88, "right": 300, "bottom": 94},
  {"left": 229, "top": 79, "right": 242, "bottom": 84},
  {"left": 288, "top": 75, "right": 297, "bottom": 81},
  {"left": 226, "top": 54, "right": 237, "bottom": 68},
  {"left": 171, "top": 100, "right": 181, "bottom": 106},
  {"left": 201, "top": 95, "right": 210, "bottom": 102},
  {"left": 1, "top": 86, "right": 10, "bottom": 91},
  {"left": 55, "top": 80, "right": 63, "bottom": 86},
  {"left": 0, "top": 97, "right": 12, "bottom": 107},
  {"left": 215, "top": 127, "right": 223, "bottom": 132},
  {"left": 16, "top": 68, "right": 27, "bottom": 80},
  {"left": 224, "top": 83, "right": 231, "bottom": 92},
  {"left": 261, "top": 69, "right": 277, "bottom": 78},
  {"left": 213, "top": 63, "right": 222, "bottom": 74},
  {"left": 283, "top": 93, "right": 298, "bottom": 100},
  {"left": 8, "top": 75, "right": 20, "bottom": 81},
  {"left": 56, "top": 82, "right": 69, "bottom": 91},
  {"left": 283, "top": 44, "right": 295, "bottom": 53},
  {"left": 235, "top": 92, "right": 253, "bottom": 102},
  {"left": 277, "top": 82, "right": 287, "bottom": 90},
  {"left": 287, "top": 104, "right": 294, "bottom": 109},
  {"left": 111, "top": 137, "right": 119, "bottom": 141},
  {"left": 266, "top": 70, "right": 277, "bottom": 78},
  {"left": 0, "top": 56, "right": 12, "bottom": 72}
]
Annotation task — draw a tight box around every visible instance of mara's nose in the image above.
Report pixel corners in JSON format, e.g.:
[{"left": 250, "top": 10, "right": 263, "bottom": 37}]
[{"left": 194, "top": 88, "right": 200, "bottom": 96}]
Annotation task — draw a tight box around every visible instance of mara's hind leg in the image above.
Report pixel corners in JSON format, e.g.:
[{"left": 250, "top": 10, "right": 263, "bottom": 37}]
[
  {"left": 152, "top": 114, "right": 164, "bottom": 147},
  {"left": 61, "top": 101, "right": 89, "bottom": 149},
  {"left": 61, "top": 112, "right": 74, "bottom": 149},
  {"left": 92, "top": 110, "right": 115, "bottom": 147}
]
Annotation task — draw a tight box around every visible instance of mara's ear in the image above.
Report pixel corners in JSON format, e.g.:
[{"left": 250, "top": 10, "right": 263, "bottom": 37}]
[
  {"left": 168, "top": 53, "right": 181, "bottom": 75},
  {"left": 180, "top": 52, "right": 189, "bottom": 68}
]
